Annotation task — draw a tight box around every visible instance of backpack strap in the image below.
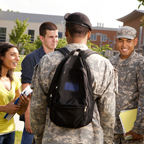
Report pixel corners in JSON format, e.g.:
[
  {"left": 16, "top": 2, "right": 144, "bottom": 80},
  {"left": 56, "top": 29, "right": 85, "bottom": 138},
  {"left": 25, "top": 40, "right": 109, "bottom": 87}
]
[
  {"left": 80, "top": 49, "right": 97, "bottom": 60},
  {"left": 47, "top": 49, "right": 70, "bottom": 108},
  {"left": 56, "top": 47, "right": 70, "bottom": 57},
  {"left": 79, "top": 49, "right": 96, "bottom": 86},
  {"left": 57, "top": 48, "right": 96, "bottom": 59}
]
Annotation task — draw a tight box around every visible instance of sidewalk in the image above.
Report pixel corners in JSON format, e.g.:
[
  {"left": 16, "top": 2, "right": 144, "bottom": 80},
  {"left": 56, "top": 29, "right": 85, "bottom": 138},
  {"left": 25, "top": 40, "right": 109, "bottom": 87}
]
[
  {"left": 13, "top": 72, "right": 24, "bottom": 131},
  {"left": 14, "top": 114, "right": 24, "bottom": 131}
]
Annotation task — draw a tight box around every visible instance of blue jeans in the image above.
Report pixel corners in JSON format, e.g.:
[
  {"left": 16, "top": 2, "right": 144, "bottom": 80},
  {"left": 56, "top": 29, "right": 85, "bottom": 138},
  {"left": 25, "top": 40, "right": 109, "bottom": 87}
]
[
  {"left": 21, "top": 126, "right": 34, "bottom": 144},
  {"left": 0, "top": 131, "right": 15, "bottom": 144}
]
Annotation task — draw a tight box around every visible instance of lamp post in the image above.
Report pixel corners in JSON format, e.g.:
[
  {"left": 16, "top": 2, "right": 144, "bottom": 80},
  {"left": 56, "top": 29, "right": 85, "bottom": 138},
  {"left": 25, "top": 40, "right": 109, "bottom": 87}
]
[{"left": 138, "top": 26, "right": 142, "bottom": 54}]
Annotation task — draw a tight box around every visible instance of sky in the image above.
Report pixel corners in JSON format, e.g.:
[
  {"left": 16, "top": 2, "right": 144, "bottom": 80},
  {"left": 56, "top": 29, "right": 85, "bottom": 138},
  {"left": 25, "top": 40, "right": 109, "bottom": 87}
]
[{"left": 1, "top": 0, "right": 144, "bottom": 28}]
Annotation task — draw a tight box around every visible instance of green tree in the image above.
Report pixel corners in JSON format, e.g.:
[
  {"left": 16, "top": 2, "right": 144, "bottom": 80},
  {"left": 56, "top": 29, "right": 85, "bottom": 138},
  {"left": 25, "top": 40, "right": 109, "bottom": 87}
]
[
  {"left": 137, "top": 0, "right": 144, "bottom": 26},
  {"left": 56, "top": 38, "right": 68, "bottom": 49},
  {"left": 22, "top": 43, "right": 37, "bottom": 54},
  {"left": 87, "top": 40, "right": 112, "bottom": 56},
  {"left": 33, "top": 36, "right": 42, "bottom": 49},
  {"left": 20, "top": 35, "right": 37, "bottom": 55},
  {"left": 9, "top": 18, "right": 31, "bottom": 51},
  {"left": 138, "top": 0, "right": 144, "bottom": 8}
]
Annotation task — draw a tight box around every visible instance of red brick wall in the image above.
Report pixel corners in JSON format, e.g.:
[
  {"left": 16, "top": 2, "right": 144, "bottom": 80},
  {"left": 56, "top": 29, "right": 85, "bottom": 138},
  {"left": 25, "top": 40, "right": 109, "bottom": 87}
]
[
  {"left": 90, "top": 28, "right": 118, "bottom": 51},
  {"left": 124, "top": 15, "right": 144, "bottom": 51}
]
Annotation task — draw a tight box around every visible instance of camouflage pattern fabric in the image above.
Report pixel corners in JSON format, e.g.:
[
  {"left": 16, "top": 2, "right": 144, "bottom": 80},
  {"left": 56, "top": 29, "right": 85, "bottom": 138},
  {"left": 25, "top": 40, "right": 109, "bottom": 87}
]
[
  {"left": 110, "top": 51, "right": 144, "bottom": 143},
  {"left": 116, "top": 26, "right": 136, "bottom": 39},
  {"left": 30, "top": 44, "right": 117, "bottom": 144}
]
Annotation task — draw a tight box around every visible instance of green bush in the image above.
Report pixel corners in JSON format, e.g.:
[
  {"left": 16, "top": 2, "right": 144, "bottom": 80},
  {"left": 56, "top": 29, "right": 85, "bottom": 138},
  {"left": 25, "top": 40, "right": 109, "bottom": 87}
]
[{"left": 14, "top": 55, "right": 25, "bottom": 72}]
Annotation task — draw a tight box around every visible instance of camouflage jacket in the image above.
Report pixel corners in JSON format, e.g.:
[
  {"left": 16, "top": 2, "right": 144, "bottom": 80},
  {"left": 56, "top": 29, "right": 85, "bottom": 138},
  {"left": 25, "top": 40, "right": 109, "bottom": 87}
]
[
  {"left": 110, "top": 51, "right": 144, "bottom": 135},
  {"left": 30, "top": 44, "right": 117, "bottom": 144}
]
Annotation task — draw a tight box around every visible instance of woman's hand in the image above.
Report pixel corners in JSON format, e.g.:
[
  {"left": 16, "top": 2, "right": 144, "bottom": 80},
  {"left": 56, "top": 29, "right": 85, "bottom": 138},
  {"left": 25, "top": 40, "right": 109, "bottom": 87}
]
[
  {"left": 17, "top": 94, "right": 31, "bottom": 116},
  {"left": 5, "top": 98, "right": 21, "bottom": 114},
  {"left": 19, "top": 94, "right": 30, "bottom": 108}
]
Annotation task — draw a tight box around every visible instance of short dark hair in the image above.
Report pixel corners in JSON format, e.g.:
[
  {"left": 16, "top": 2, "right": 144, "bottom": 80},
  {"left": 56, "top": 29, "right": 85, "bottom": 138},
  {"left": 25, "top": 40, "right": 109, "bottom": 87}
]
[
  {"left": 0, "top": 42, "right": 17, "bottom": 81},
  {"left": 39, "top": 22, "right": 58, "bottom": 37},
  {"left": 66, "top": 22, "right": 89, "bottom": 38}
]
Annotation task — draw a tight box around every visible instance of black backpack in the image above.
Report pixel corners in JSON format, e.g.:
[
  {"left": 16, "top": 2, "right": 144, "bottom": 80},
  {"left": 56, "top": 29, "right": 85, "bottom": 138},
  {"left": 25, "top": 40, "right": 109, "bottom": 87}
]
[{"left": 47, "top": 48, "right": 96, "bottom": 128}]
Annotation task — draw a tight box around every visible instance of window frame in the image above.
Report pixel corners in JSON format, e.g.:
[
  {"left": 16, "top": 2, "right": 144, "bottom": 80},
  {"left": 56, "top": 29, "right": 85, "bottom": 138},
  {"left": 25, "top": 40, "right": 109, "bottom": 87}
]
[
  {"left": 28, "top": 29, "right": 35, "bottom": 43},
  {"left": 0, "top": 27, "right": 6, "bottom": 42}
]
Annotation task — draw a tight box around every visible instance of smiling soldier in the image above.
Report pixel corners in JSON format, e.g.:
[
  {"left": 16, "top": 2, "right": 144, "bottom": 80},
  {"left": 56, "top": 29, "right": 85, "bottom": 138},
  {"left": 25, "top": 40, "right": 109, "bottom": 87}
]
[{"left": 110, "top": 26, "right": 144, "bottom": 144}]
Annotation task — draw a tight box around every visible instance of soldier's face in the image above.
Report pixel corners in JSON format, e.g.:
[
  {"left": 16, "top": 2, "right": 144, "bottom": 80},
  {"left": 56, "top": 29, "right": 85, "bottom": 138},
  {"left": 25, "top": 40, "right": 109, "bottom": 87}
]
[{"left": 116, "top": 38, "right": 138, "bottom": 59}]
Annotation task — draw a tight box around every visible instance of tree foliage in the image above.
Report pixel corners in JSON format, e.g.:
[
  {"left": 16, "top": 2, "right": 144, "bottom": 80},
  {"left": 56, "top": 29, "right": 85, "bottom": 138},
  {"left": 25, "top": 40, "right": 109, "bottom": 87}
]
[
  {"left": 0, "top": 8, "right": 18, "bottom": 12},
  {"left": 56, "top": 38, "right": 68, "bottom": 49},
  {"left": 22, "top": 43, "right": 37, "bottom": 54},
  {"left": 33, "top": 36, "right": 42, "bottom": 49},
  {"left": 9, "top": 18, "right": 31, "bottom": 51},
  {"left": 137, "top": 0, "right": 144, "bottom": 26},
  {"left": 138, "top": 0, "right": 144, "bottom": 8},
  {"left": 9, "top": 18, "right": 38, "bottom": 55},
  {"left": 87, "top": 40, "right": 112, "bottom": 56}
]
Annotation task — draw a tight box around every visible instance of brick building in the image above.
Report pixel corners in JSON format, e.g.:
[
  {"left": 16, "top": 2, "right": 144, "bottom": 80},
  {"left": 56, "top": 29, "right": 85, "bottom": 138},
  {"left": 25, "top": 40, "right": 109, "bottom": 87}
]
[
  {"left": 90, "top": 26, "right": 118, "bottom": 57},
  {"left": 0, "top": 11, "right": 65, "bottom": 43}
]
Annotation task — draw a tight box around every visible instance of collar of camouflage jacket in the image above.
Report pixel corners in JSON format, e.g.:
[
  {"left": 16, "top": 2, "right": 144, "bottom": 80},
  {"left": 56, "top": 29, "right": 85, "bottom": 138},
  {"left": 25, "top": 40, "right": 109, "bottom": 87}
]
[{"left": 114, "top": 51, "right": 136, "bottom": 67}]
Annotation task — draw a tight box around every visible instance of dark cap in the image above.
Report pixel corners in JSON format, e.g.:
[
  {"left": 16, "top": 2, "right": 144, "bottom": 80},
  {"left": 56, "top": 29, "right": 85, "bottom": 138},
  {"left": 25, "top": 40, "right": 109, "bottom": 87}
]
[{"left": 64, "top": 12, "right": 92, "bottom": 31}]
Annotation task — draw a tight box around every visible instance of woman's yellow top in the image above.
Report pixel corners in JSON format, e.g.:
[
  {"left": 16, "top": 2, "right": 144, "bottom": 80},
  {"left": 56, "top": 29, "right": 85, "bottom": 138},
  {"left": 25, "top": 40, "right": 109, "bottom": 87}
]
[{"left": 0, "top": 75, "right": 21, "bottom": 134}]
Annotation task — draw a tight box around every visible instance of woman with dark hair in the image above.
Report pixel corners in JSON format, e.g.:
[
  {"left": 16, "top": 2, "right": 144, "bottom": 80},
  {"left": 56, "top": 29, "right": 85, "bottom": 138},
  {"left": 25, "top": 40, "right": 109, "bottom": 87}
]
[{"left": 0, "top": 42, "right": 30, "bottom": 144}]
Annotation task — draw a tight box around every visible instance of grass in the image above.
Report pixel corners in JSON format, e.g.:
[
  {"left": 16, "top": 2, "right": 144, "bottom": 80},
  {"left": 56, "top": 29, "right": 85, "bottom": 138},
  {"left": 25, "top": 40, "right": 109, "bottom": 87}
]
[
  {"left": 14, "top": 55, "right": 25, "bottom": 72},
  {"left": 15, "top": 131, "right": 22, "bottom": 144}
]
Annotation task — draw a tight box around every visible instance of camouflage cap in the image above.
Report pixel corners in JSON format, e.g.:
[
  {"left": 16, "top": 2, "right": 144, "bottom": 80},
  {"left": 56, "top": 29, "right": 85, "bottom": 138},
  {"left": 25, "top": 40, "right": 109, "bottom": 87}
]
[{"left": 116, "top": 26, "right": 137, "bottom": 39}]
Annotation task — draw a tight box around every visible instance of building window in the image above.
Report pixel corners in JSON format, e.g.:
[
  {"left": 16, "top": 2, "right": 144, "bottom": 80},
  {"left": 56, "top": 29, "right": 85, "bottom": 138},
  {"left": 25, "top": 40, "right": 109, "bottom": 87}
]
[
  {"left": 101, "top": 34, "right": 107, "bottom": 42},
  {"left": 90, "top": 34, "right": 96, "bottom": 41},
  {"left": 113, "top": 51, "right": 119, "bottom": 56},
  {"left": 28, "top": 30, "right": 35, "bottom": 43},
  {"left": 0, "top": 27, "right": 6, "bottom": 42},
  {"left": 58, "top": 32, "right": 63, "bottom": 38}
]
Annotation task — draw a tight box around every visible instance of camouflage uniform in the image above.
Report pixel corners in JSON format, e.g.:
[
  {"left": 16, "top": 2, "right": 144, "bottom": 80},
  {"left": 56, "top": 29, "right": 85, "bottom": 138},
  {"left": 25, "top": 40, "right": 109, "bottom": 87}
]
[
  {"left": 30, "top": 44, "right": 117, "bottom": 144},
  {"left": 110, "top": 51, "right": 144, "bottom": 144}
]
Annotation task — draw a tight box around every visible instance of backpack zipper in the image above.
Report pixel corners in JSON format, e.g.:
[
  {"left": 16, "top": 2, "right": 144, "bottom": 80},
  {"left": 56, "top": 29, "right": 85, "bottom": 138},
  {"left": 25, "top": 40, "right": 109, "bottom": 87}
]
[
  {"left": 50, "top": 94, "right": 52, "bottom": 99},
  {"left": 84, "top": 106, "right": 87, "bottom": 112}
]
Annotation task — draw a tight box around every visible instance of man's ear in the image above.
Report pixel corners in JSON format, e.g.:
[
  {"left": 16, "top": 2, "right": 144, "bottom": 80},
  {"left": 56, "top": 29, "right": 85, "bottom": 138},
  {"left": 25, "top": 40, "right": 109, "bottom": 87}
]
[
  {"left": 65, "top": 29, "right": 68, "bottom": 37},
  {"left": 134, "top": 38, "right": 138, "bottom": 46},
  {"left": 39, "top": 35, "right": 44, "bottom": 43},
  {"left": 87, "top": 30, "right": 91, "bottom": 38}
]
